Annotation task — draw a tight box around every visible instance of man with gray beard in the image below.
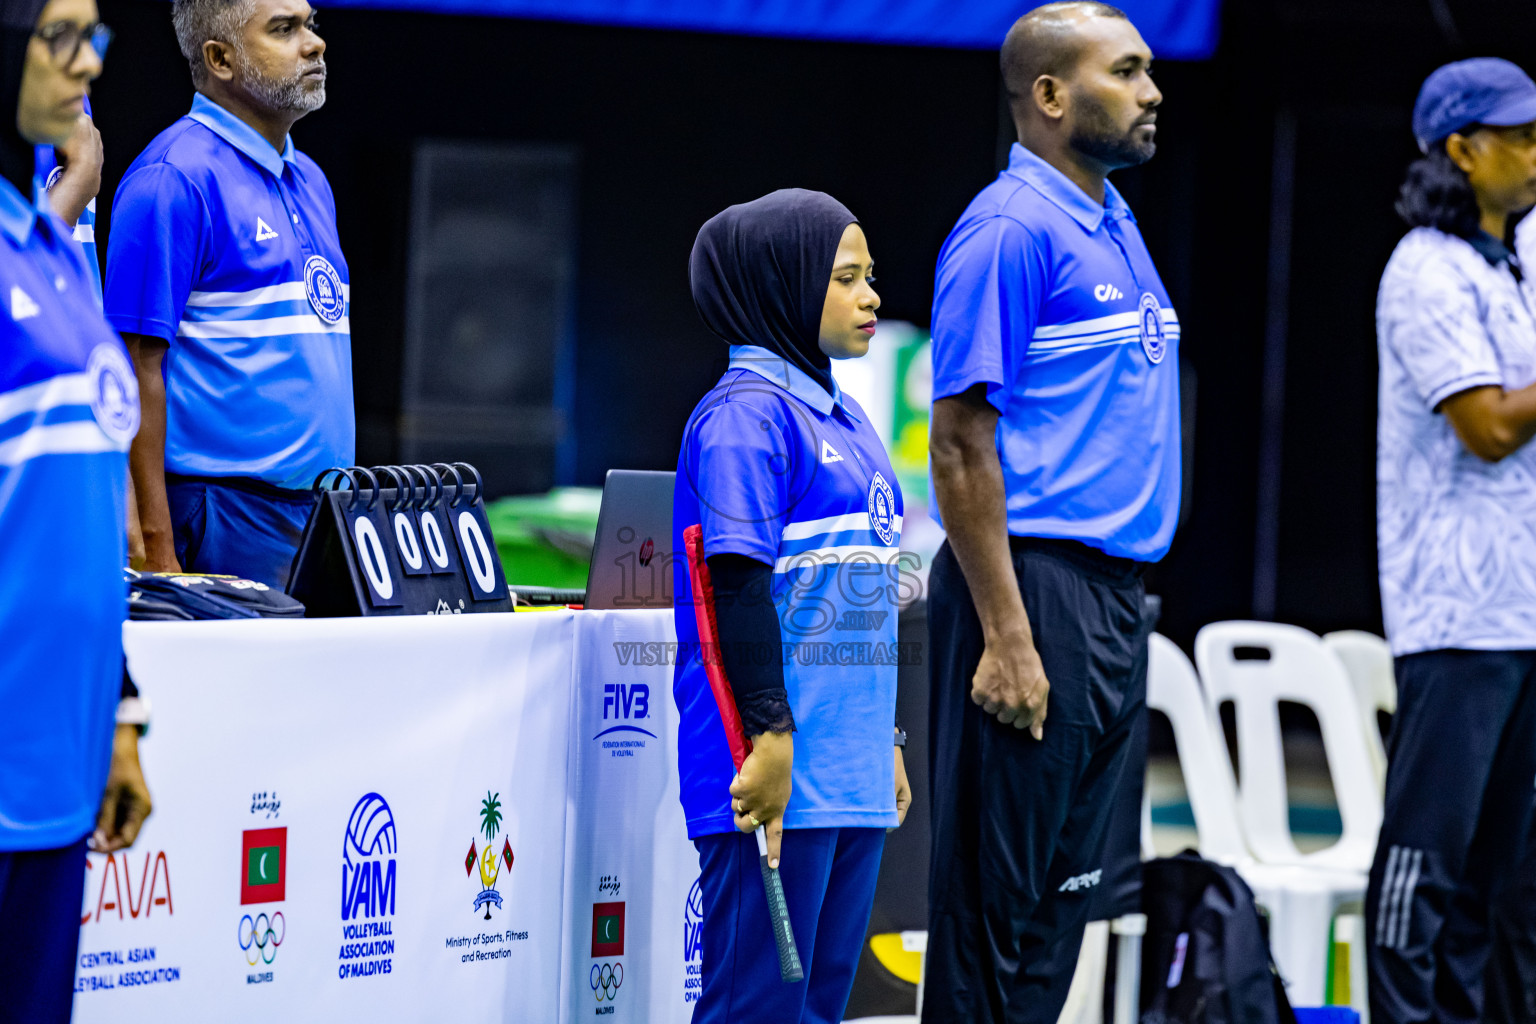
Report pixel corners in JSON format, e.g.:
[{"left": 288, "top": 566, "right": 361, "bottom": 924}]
[{"left": 106, "top": 0, "right": 351, "bottom": 586}]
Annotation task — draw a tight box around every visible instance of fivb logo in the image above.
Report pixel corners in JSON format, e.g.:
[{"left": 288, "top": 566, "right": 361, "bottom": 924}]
[
  {"left": 341, "top": 793, "right": 397, "bottom": 921},
  {"left": 596, "top": 684, "right": 655, "bottom": 739}
]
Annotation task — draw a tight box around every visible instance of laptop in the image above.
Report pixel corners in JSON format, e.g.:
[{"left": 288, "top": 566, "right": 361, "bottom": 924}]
[{"left": 584, "top": 469, "right": 675, "bottom": 610}]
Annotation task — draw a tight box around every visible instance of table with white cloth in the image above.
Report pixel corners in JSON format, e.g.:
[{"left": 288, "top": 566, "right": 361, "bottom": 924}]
[{"left": 71, "top": 609, "right": 701, "bottom": 1023}]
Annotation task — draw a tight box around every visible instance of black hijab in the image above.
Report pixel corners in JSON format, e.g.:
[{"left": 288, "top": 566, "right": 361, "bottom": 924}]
[
  {"left": 0, "top": 0, "right": 48, "bottom": 197},
  {"left": 689, "top": 189, "right": 858, "bottom": 397}
]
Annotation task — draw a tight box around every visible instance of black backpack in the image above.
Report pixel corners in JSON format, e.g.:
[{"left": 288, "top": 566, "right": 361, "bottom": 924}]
[{"left": 1140, "top": 851, "right": 1297, "bottom": 1024}]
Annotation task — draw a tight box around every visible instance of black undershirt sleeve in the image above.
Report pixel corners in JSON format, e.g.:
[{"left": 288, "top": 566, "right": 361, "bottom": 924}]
[{"left": 705, "top": 552, "right": 795, "bottom": 736}]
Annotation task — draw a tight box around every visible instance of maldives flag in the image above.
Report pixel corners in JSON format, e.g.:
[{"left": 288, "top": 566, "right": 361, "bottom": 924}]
[
  {"left": 241, "top": 827, "right": 287, "bottom": 905},
  {"left": 591, "top": 901, "right": 625, "bottom": 957}
]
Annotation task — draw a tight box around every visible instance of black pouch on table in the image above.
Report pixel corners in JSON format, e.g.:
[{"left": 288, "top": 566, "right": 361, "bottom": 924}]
[{"left": 126, "top": 568, "right": 306, "bottom": 621}]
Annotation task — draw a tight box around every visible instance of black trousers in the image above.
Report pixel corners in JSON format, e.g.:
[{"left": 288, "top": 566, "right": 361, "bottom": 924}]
[
  {"left": 1487, "top": 816, "right": 1536, "bottom": 1024},
  {"left": 1366, "top": 649, "right": 1536, "bottom": 1024},
  {"left": 923, "top": 537, "right": 1149, "bottom": 1024}
]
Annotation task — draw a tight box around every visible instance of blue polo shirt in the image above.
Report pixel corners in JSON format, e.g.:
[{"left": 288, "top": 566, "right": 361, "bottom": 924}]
[
  {"left": 0, "top": 176, "right": 137, "bottom": 851},
  {"left": 104, "top": 93, "right": 353, "bottom": 491},
  {"left": 672, "top": 346, "right": 903, "bottom": 838},
  {"left": 930, "top": 142, "right": 1181, "bottom": 562}
]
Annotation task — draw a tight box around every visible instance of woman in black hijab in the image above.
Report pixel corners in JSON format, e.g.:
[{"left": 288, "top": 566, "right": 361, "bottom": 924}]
[
  {"left": 673, "top": 190, "right": 910, "bottom": 1023},
  {"left": 0, "top": 2, "right": 151, "bottom": 1021}
]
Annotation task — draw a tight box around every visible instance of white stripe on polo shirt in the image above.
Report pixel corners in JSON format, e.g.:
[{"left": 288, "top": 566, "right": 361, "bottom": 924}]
[
  {"left": 185, "top": 281, "right": 353, "bottom": 307},
  {"left": 1034, "top": 310, "right": 1140, "bottom": 339},
  {"left": 1030, "top": 309, "right": 1182, "bottom": 356},
  {"left": 0, "top": 371, "right": 93, "bottom": 424},
  {"left": 774, "top": 545, "right": 903, "bottom": 574},
  {"left": 177, "top": 313, "right": 351, "bottom": 339},
  {"left": 1032, "top": 307, "right": 1180, "bottom": 339},
  {"left": 780, "top": 511, "right": 905, "bottom": 541},
  {"left": 1033, "top": 308, "right": 1181, "bottom": 343},
  {"left": 0, "top": 420, "right": 115, "bottom": 466}
]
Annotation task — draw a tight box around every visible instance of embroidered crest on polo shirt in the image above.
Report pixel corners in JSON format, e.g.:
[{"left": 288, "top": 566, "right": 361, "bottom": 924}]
[
  {"left": 868, "top": 472, "right": 896, "bottom": 546},
  {"left": 255, "top": 217, "right": 279, "bottom": 242},
  {"left": 87, "top": 342, "right": 140, "bottom": 446},
  {"left": 1137, "top": 292, "right": 1166, "bottom": 365},
  {"left": 303, "top": 255, "right": 345, "bottom": 324},
  {"left": 821, "top": 439, "right": 843, "bottom": 464}
]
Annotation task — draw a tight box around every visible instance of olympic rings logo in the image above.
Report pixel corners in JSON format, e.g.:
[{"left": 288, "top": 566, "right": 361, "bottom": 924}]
[
  {"left": 590, "top": 961, "right": 623, "bottom": 1001},
  {"left": 238, "top": 911, "right": 286, "bottom": 965}
]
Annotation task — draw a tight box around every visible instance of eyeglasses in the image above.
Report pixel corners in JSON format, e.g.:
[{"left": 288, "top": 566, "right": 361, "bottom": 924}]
[{"left": 33, "top": 20, "right": 113, "bottom": 67}]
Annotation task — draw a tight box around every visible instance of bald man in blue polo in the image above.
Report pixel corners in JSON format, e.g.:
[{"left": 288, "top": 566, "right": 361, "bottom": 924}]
[{"left": 923, "top": 6, "right": 1180, "bottom": 1022}]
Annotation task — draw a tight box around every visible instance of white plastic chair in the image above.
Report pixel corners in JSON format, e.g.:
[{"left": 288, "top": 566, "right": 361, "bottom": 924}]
[
  {"left": 1148, "top": 633, "right": 1248, "bottom": 862},
  {"left": 1322, "top": 630, "right": 1395, "bottom": 792},
  {"left": 1057, "top": 921, "right": 1111, "bottom": 1024},
  {"left": 1149, "top": 631, "right": 1368, "bottom": 1014},
  {"left": 1193, "top": 622, "right": 1381, "bottom": 874}
]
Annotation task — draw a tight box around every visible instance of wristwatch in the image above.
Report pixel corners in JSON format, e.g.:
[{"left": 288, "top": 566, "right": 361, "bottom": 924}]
[
  {"left": 894, "top": 727, "right": 908, "bottom": 748},
  {"left": 116, "top": 696, "right": 151, "bottom": 738}
]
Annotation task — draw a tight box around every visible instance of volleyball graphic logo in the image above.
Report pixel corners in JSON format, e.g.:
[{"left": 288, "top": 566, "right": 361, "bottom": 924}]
[
  {"left": 345, "top": 793, "right": 397, "bottom": 862},
  {"left": 341, "top": 793, "right": 397, "bottom": 921}
]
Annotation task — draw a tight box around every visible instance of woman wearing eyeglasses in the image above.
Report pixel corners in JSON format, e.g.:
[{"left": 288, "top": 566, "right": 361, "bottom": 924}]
[{"left": 0, "top": 0, "right": 153, "bottom": 1020}]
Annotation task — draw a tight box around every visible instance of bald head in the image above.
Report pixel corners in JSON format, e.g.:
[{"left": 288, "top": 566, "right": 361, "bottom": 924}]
[
  {"left": 999, "top": 2, "right": 1161, "bottom": 187},
  {"left": 1001, "top": 2, "right": 1128, "bottom": 105}
]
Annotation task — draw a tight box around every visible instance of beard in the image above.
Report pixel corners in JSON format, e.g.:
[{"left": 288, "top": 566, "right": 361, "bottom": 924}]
[
  {"left": 236, "top": 54, "right": 327, "bottom": 115},
  {"left": 1070, "top": 95, "right": 1155, "bottom": 170}
]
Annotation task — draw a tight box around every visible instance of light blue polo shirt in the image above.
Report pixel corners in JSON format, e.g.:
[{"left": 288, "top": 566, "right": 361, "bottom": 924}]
[
  {"left": 0, "top": 174, "right": 137, "bottom": 850},
  {"left": 104, "top": 93, "right": 353, "bottom": 491},
  {"left": 672, "top": 346, "right": 904, "bottom": 838},
  {"left": 930, "top": 142, "right": 1182, "bottom": 562}
]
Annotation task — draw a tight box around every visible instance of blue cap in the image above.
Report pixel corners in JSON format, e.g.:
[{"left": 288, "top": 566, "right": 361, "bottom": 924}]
[{"left": 1413, "top": 58, "right": 1536, "bottom": 153}]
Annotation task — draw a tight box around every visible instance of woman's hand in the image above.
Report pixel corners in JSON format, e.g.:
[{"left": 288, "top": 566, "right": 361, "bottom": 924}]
[
  {"left": 50, "top": 113, "right": 103, "bottom": 228},
  {"left": 91, "top": 725, "right": 152, "bottom": 853},
  {"left": 729, "top": 731, "right": 792, "bottom": 867},
  {"left": 893, "top": 744, "right": 911, "bottom": 828}
]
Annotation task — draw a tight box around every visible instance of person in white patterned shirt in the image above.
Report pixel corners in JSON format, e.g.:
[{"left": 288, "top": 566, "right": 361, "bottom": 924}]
[{"left": 1372, "top": 57, "right": 1536, "bottom": 1024}]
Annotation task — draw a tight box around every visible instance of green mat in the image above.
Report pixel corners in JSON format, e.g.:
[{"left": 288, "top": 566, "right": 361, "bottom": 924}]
[{"left": 485, "top": 488, "right": 602, "bottom": 590}]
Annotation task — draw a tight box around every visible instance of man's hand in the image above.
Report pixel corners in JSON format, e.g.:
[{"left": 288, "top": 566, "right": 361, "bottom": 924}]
[
  {"left": 141, "top": 547, "right": 181, "bottom": 574},
  {"left": 931, "top": 386, "right": 1047, "bottom": 738},
  {"left": 124, "top": 335, "right": 183, "bottom": 573},
  {"left": 729, "top": 731, "right": 792, "bottom": 868},
  {"left": 893, "top": 742, "right": 911, "bottom": 827},
  {"left": 49, "top": 113, "right": 103, "bottom": 228},
  {"left": 91, "top": 725, "right": 152, "bottom": 853},
  {"left": 971, "top": 630, "right": 1049, "bottom": 739},
  {"left": 126, "top": 471, "right": 146, "bottom": 570}
]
